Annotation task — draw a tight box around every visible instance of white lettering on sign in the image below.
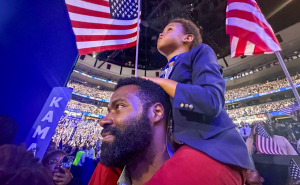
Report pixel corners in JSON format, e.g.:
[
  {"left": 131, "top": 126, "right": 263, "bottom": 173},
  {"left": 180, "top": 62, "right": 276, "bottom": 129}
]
[
  {"left": 50, "top": 97, "right": 63, "bottom": 107},
  {"left": 41, "top": 110, "right": 53, "bottom": 122},
  {"left": 27, "top": 143, "right": 37, "bottom": 156},
  {"left": 33, "top": 125, "right": 50, "bottom": 139}
]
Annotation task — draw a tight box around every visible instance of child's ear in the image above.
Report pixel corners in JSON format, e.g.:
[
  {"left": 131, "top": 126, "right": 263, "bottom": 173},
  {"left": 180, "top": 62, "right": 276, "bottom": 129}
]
[{"left": 184, "top": 34, "right": 194, "bottom": 43}]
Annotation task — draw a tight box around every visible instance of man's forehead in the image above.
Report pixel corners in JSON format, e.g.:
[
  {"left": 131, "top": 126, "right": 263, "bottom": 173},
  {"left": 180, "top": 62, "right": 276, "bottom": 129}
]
[{"left": 111, "top": 85, "right": 139, "bottom": 102}]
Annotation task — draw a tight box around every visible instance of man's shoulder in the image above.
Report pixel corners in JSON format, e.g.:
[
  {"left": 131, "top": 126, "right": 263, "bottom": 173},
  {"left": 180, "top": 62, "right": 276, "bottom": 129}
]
[{"left": 145, "top": 145, "right": 241, "bottom": 185}]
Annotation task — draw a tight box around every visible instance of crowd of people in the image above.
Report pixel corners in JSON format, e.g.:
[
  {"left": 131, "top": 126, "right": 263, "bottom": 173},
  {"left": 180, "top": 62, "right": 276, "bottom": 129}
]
[
  {"left": 52, "top": 118, "right": 103, "bottom": 148},
  {"left": 66, "top": 100, "right": 108, "bottom": 116},
  {"left": 50, "top": 117, "right": 103, "bottom": 185},
  {"left": 67, "top": 74, "right": 300, "bottom": 106},
  {"left": 227, "top": 99, "right": 295, "bottom": 120},
  {"left": 238, "top": 120, "right": 300, "bottom": 155},
  {"left": 225, "top": 73, "right": 300, "bottom": 100},
  {"left": 67, "top": 81, "right": 113, "bottom": 100}
]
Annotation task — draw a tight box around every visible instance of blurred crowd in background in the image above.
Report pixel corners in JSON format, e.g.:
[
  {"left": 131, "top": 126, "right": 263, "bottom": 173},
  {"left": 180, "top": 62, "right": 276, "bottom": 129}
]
[
  {"left": 225, "top": 73, "right": 300, "bottom": 100},
  {"left": 67, "top": 81, "right": 113, "bottom": 100}
]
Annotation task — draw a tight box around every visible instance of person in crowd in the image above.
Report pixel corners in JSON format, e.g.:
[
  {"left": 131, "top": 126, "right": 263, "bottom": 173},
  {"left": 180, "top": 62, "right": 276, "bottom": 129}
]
[
  {"left": 86, "top": 145, "right": 94, "bottom": 159},
  {"left": 0, "top": 144, "right": 54, "bottom": 185},
  {"left": 42, "top": 150, "right": 82, "bottom": 185},
  {"left": 239, "top": 121, "right": 251, "bottom": 140},
  {"left": 78, "top": 145, "right": 88, "bottom": 167},
  {"left": 143, "top": 17, "right": 253, "bottom": 177},
  {"left": 71, "top": 146, "right": 85, "bottom": 179},
  {"left": 0, "top": 114, "right": 18, "bottom": 146},
  {"left": 245, "top": 169, "right": 265, "bottom": 185},
  {"left": 91, "top": 77, "right": 248, "bottom": 185},
  {"left": 283, "top": 127, "right": 299, "bottom": 153},
  {"left": 70, "top": 146, "right": 79, "bottom": 157},
  {"left": 291, "top": 122, "right": 300, "bottom": 141},
  {"left": 42, "top": 150, "right": 83, "bottom": 185},
  {"left": 246, "top": 122, "right": 298, "bottom": 155}
]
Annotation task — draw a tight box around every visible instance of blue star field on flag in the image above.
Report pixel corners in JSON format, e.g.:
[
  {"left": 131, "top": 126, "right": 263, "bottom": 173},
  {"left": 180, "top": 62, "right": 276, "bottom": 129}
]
[
  {"left": 109, "top": 0, "right": 138, "bottom": 20},
  {"left": 290, "top": 159, "right": 300, "bottom": 180},
  {"left": 257, "top": 123, "right": 271, "bottom": 138}
]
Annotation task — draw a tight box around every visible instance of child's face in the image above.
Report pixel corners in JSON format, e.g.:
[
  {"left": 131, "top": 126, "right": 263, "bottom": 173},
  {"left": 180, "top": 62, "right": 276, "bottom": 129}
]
[{"left": 157, "top": 22, "right": 186, "bottom": 56}]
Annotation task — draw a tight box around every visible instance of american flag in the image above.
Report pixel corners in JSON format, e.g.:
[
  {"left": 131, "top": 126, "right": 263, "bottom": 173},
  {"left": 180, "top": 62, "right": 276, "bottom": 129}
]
[
  {"left": 226, "top": 0, "right": 281, "bottom": 58},
  {"left": 68, "top": 126, "right": 77, "bottom": 141},
  {"left": 256, "top": 123, "right": 283, "bottom": 155},
  {"left": 65, "top": 0, "right": 140, "bottom": 55},
  {"left": 281, "top": 103, "right": 300, "bottom": 116},
  {"left": 289, "top": 158, "right": 300, "bottom": 180}
]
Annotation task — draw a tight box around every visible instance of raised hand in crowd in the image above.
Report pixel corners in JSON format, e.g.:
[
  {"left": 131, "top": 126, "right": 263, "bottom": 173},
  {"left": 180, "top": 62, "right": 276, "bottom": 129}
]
[{"left": 53, "top": 167, "right": 73, "bottom": 185}]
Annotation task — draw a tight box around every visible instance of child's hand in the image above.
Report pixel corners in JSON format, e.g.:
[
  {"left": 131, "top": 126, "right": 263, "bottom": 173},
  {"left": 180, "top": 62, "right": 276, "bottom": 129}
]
[
  {"left": 141, "top": 77, "right": 178, "bottom": 98},
  {"left": 141, "top": 76, "right": 161, "bottom": 85}
]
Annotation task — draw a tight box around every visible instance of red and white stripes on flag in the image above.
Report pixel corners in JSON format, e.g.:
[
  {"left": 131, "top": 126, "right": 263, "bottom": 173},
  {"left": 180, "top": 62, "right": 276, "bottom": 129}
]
[
  {"left": 256, "top": 124, "right": 283, "bottom": 155},
  {"left": 65, "top": 0, "right": 140, "bottom": 55},
  {"left": 226, "top": 0, "right": 281, "bottom": 58}
]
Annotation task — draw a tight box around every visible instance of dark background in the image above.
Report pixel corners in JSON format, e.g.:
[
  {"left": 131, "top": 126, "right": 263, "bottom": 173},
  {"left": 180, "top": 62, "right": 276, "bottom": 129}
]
[{"left": 0, "top": 0, "right": 78, "bottom": 143}]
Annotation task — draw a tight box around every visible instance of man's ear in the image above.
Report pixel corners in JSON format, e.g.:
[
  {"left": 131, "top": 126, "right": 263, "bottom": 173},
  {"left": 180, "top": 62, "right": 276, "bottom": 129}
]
[
  {"left": 260, "top": 177, "right": 264, "bottom": 183},
  {"left": 183, "top": 34, "right": 194, "bottom": 43},
  {"left": 150, "top": 103, "right": 165, "bottom": 125}
]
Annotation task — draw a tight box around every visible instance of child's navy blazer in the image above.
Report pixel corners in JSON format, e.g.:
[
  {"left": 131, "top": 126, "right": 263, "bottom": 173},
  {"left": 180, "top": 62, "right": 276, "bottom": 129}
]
[{"left": 168, "top": 43, "right": 255, "bottom": 170}]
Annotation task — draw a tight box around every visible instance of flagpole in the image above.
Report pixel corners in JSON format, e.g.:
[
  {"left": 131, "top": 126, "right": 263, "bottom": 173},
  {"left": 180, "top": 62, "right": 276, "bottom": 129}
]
[
  {"left": 134, "top": 0, "right": 142, "bottom": 77},
  {"left": 275, "top": 51, "right": 300, "bottom": 104}
]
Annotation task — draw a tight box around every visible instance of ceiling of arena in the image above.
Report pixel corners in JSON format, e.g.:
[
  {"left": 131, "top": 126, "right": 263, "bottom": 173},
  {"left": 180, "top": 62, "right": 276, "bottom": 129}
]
[{"left": 91, "top": 0, "right": 300, "bottom": 70}]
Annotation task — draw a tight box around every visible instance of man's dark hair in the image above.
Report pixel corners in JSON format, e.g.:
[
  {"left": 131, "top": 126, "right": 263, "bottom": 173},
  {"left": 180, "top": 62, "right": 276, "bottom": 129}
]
[
  {"left": 82, "top": 145, "right": 87, "bottom": 150},
  {"left": 0, "top": 115, "right": 18, "bottom": 146},
  {"left": 169, "top": 18, "right": 202, "bottom": 49},
  {"left": 0, "top": 144, "right": 54, "bottom": 185},
  {"left": 115, "top": 77, "right": 171, "bottom": 117},
  {"left": 42, "top": 150, "right": 66, "bottom": 167}
]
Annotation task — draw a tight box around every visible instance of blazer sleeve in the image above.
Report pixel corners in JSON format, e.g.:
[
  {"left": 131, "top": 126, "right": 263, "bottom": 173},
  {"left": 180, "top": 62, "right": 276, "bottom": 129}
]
[{"left": 173, "top": 44, "right": 226, "bottom": 117}]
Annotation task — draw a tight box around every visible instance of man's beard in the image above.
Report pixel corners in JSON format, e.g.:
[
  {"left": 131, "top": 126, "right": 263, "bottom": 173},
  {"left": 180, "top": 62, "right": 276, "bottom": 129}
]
[{"left": 100, "top": 110, "right": 152, "bottom": 167}]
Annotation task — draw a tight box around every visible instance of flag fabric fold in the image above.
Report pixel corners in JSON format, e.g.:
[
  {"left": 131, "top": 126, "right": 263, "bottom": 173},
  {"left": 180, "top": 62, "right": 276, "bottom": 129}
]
[
  {"left": 65, "top": 0, "right": 141, "bottom": 55},
  {"left": 281, "top": 103, "right": 300, "bottom": 116},
  {"left": 226, "top": 0, "right": 281, "bottom": 58},
  {"left": 256, "top": 123, "right": 283, "bottom": 155}
]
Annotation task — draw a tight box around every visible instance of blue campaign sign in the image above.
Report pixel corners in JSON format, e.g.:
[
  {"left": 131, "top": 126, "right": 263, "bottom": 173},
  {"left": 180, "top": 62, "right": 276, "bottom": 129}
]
[
  {"left": 24, "top": 87, "right": 73, "bottom": 160},
  {"left": 270, "top": 111, "right": 286, "bottom": 117}
]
